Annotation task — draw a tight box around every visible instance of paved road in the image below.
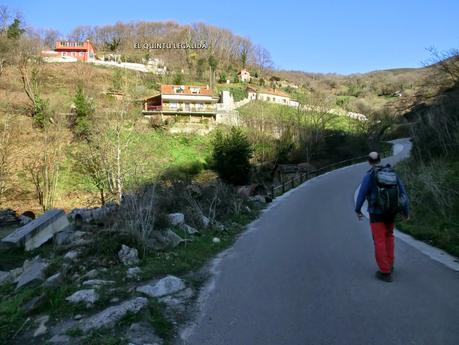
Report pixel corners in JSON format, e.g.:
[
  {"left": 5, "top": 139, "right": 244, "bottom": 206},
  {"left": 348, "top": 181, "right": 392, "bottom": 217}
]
[{"left": 180, "top": 139, "right": 459, "bottom": 345}]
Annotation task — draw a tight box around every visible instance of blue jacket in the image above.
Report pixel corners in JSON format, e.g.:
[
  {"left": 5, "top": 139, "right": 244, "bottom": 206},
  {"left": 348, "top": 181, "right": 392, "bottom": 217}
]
[{"left": 355, "top": 165, "right": 410, "bottom": 216}]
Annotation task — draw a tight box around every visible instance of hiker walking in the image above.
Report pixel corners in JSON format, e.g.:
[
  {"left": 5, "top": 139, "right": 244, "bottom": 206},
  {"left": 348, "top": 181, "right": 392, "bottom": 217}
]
[{"left": 355, "top": 152, "right": 410, "bottom": 282}]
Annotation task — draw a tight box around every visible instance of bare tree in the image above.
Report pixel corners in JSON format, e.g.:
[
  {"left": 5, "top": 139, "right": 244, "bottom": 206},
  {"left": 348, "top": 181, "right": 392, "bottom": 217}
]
[
  {"left": 425, "top": 47, "right": 459, "bottom": 85},
  {"left": 0, "top": 113, "right": 13, "bottom": 205},
  {"left": 23, "top": 128, "right": 63, "bottom": 211}
]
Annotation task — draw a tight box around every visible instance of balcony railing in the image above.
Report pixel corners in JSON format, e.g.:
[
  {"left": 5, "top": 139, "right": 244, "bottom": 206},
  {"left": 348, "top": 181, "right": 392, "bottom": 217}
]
[{"left": 144, "top": 104, "right": 216, "bottom": 113}]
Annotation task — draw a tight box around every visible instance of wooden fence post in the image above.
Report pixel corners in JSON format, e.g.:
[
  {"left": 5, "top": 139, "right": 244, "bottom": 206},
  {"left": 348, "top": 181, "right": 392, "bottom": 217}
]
[
  {"left": 271, "top": 186, "right": 275, "bottom": 199},
  {"left": 282, "top": 182, "right": 285, "bottom": 194}
]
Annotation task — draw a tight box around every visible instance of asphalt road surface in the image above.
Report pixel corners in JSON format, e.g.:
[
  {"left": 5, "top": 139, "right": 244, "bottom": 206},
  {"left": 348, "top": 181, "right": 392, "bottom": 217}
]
[{"left": 180, "top": 139, "right": 459, "bottom": 345}]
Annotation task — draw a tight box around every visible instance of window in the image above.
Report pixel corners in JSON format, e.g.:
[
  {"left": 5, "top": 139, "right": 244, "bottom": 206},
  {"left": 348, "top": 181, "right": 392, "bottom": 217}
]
[{"left": 170, "top": 102, "right": 177, "bottom": 109}]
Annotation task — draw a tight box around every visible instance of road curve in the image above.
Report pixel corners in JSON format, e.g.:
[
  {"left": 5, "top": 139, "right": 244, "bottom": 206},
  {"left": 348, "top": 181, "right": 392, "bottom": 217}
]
[{"left": 179, "top": 138, "right": 459, "bottom": 345}]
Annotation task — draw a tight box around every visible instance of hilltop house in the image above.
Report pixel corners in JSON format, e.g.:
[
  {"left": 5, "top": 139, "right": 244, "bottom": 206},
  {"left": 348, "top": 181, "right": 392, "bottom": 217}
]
[
  {"left": 247, "top": 86, "right": 299, "bottom": 107},
  {"left": 143, "top": 85, "right": 218, "bottom": 120},
  {"left": 238, "top": 69, "right": 251, "bottom": 82},
  {"left": 42, "top": 40, "right": 96, "bottom": 63}
]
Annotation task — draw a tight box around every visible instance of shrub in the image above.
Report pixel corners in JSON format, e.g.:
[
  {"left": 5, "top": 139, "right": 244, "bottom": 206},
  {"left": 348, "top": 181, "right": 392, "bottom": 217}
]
[
  {"left": 211, "top": 127, "right": 253, "bottom": 185},
  {"left": 71, "top": 85, "right": 94, "bottom": 140}
]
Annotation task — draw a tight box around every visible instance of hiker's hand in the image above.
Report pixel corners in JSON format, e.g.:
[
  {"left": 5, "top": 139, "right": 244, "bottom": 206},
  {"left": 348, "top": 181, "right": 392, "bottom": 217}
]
[{"left": 356, "top": 212, "right": 364, "bottom": 221}]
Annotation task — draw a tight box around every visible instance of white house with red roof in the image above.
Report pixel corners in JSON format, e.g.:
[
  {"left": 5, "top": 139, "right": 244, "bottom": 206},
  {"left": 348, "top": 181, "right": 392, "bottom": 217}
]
[{"left": 143, "top": 85, "right": 219, "bottom": 119}]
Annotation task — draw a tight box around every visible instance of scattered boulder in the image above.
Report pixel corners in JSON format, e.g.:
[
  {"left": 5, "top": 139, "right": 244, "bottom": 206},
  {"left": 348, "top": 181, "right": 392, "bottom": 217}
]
[
  {"left": 82, "top": 279, "right": 115, "bottom": 287},
  {"left": 63, "top": 250, "right": 79, "bottom": 262},
  {"left": 43, "top": 272, "right": 62, "bottom": 288},
  {"left": 15, "top": 256, "right": 49, "bottom": 289},
  {"left": 83, "top": 269, "right": 99, "bottom": 279},
  {"left": 168, "top": 212, "right": 185, "bottom": 226},
  {"left": 65, "top": 289, "right": 98, "bottom": 305},
  {"left": 249, "top": 195, "right": 266, "bottom": 203},
  {"left": 0, "top": 271, "right": 11, "bottom": 285},
  {"left": 9, "top": 267, "right": 23, "bottom": 281},
  {"left": 118, "top": 244, "right": 139, "bottom": 266},
  {"left": 79, "top": 297, "right": 148, "bottom": 332},
  {"left": 54, "top": 229, "right": 75, "bottom": 247},
  {"left": 33, "top": 315, "right": 49, "bottom": 337},
  {"left": 212, "top": 237, "right": 221, "bottom": 244},
  {"left": 127, "top": 267, "right": 141, "bottom": 280},
  {"left": 181, "top": 224, "right": 200, "bottom": 236},
  {"left": 200, "top": 215, "right": 210, "bottom": 229},
  {"left": 164, "top": 229, "right": 184, "bottom": 248},
  {"left": 159, "top": 287, "right": 194, "bottom": 312},
  {"left": 137, "top": 275, "right": 186, "bottom": 298},
  {"left": 126, "top": 322, "right": 163, "bottom": 345},
  {"left": 148, "top": 230, "right": 184, "bottom": 250}
]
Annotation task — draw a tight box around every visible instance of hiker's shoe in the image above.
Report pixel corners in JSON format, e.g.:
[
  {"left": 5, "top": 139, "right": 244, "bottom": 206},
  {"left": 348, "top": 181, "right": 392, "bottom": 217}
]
[{"left": 375, "top": 271, "right": 393, "bottom": 282}]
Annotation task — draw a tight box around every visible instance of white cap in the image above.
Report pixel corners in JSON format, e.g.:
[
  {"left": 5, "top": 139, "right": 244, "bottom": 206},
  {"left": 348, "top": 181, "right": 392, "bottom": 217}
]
[{"left": 368, "top": 152, "right": 379, "bottom": 160}]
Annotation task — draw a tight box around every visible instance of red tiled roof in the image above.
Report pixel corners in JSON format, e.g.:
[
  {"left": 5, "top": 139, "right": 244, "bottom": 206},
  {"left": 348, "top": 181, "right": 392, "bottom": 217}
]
[{"left": 160, "top": 85, "right": 213, "bottom": 96}]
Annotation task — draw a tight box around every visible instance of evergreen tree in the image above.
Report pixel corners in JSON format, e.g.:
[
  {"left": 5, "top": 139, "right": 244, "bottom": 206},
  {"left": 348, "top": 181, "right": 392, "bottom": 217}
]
[
  {"left": 7, "top": 18, "right": 25, "bottom": 40},
  {"left": 211, "top": 127, "right": 253, "bottom": 185},
  {"left": 72, "top": 85, "right": 94, "bottom": 140}
]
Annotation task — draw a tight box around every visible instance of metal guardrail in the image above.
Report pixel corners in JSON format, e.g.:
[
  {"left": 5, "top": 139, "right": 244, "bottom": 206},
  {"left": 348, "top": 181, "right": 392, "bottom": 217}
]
[{"left": 270, "top": 150, "right": 392, "bottom": 199}]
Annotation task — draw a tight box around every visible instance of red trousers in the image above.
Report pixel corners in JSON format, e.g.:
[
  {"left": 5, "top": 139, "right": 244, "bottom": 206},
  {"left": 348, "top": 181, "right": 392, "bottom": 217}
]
[{"left": 370, "top": 222, "right": 395, "bottom": 274}]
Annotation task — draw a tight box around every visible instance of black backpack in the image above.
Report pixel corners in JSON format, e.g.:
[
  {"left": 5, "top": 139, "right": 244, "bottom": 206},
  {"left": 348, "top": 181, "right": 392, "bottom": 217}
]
[{"left": 372, "top": 164, "right": 402, "bottom": 215}]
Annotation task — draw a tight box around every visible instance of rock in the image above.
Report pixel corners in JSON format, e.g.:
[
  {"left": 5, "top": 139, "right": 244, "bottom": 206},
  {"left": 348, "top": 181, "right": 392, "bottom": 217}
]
[
  {"left": 167, "top": 212, "right": 185, "bottom": 226},
  {"left": 212, "top": 237, "right": 221, "bottom": 244},
  {"left": 22, "top": 294, "right": 47, "bottom": 315},
  {"left": 159, "top": 287, "right": 194, "bottom": 308},
  {"left": 2, "top": 208, "right": 69, "bottom": 251},
  {"left": 74, "top": 314, "right": 83, "bottom": 320},
  {"left": 9, "top": 267, "right": 23, "bottom": 280},
  {"left": 49, "top": 334, "right": 71, "bottom": 344},
  {"left": 83, "top": 269, "right": 99, "bottom": 279},
  {"left": 82, "top": 279, "right": 115, "bottom": 287},
  {"left": 110, "top": 297, "right": 120, "bottom": 303},
  {"left": 79, "top": 297, "right": 148, "bottom": 332},
  {"left": 127, "top": 267, "right": 141, "bottom": 279},
  {"left": 63, "top": 250, "right": 79, "bottom": 262},
  {"left": 126, "top": 322, "right": 163, "bottom": 345},
  {"left": 65, "top": 289, "right": 98, "bottom": 305},
  {"left": 164, "top": 229, "right": 183, "bottom": 248},
  {"left": 249, "top": 195, "right": 266, "bottom": 203},
  {"left": 54, "top": 229, "right": 75, "bottom": 246},
  {"left": 0, "top": 271, "right": 11, "bottom": 285},
  {"left": 15, "top": 256, "right": 49, "bottom": 289},
  {"left": 43, "top": 272, "right": 62, "bottom": 288},
  {"left": 33, "top": 315, "right": 49, "bottom": 337},
  {"left": 137, "top": 275, "right": 186, "bottom": 298},
  {"left": 200, "top": 215, "right": 210, "bottom": 228},
  {"left": 181, "top": 224, "right": 200, "bottom": 236},
  {"left": 118, "top": 244, "right": 139, "bottom": 266}
]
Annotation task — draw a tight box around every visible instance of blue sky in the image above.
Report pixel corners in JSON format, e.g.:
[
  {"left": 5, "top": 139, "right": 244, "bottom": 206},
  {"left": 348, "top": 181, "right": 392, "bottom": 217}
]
[{"left": 5, "top": 0, "right": 459, "bottom": 74}]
